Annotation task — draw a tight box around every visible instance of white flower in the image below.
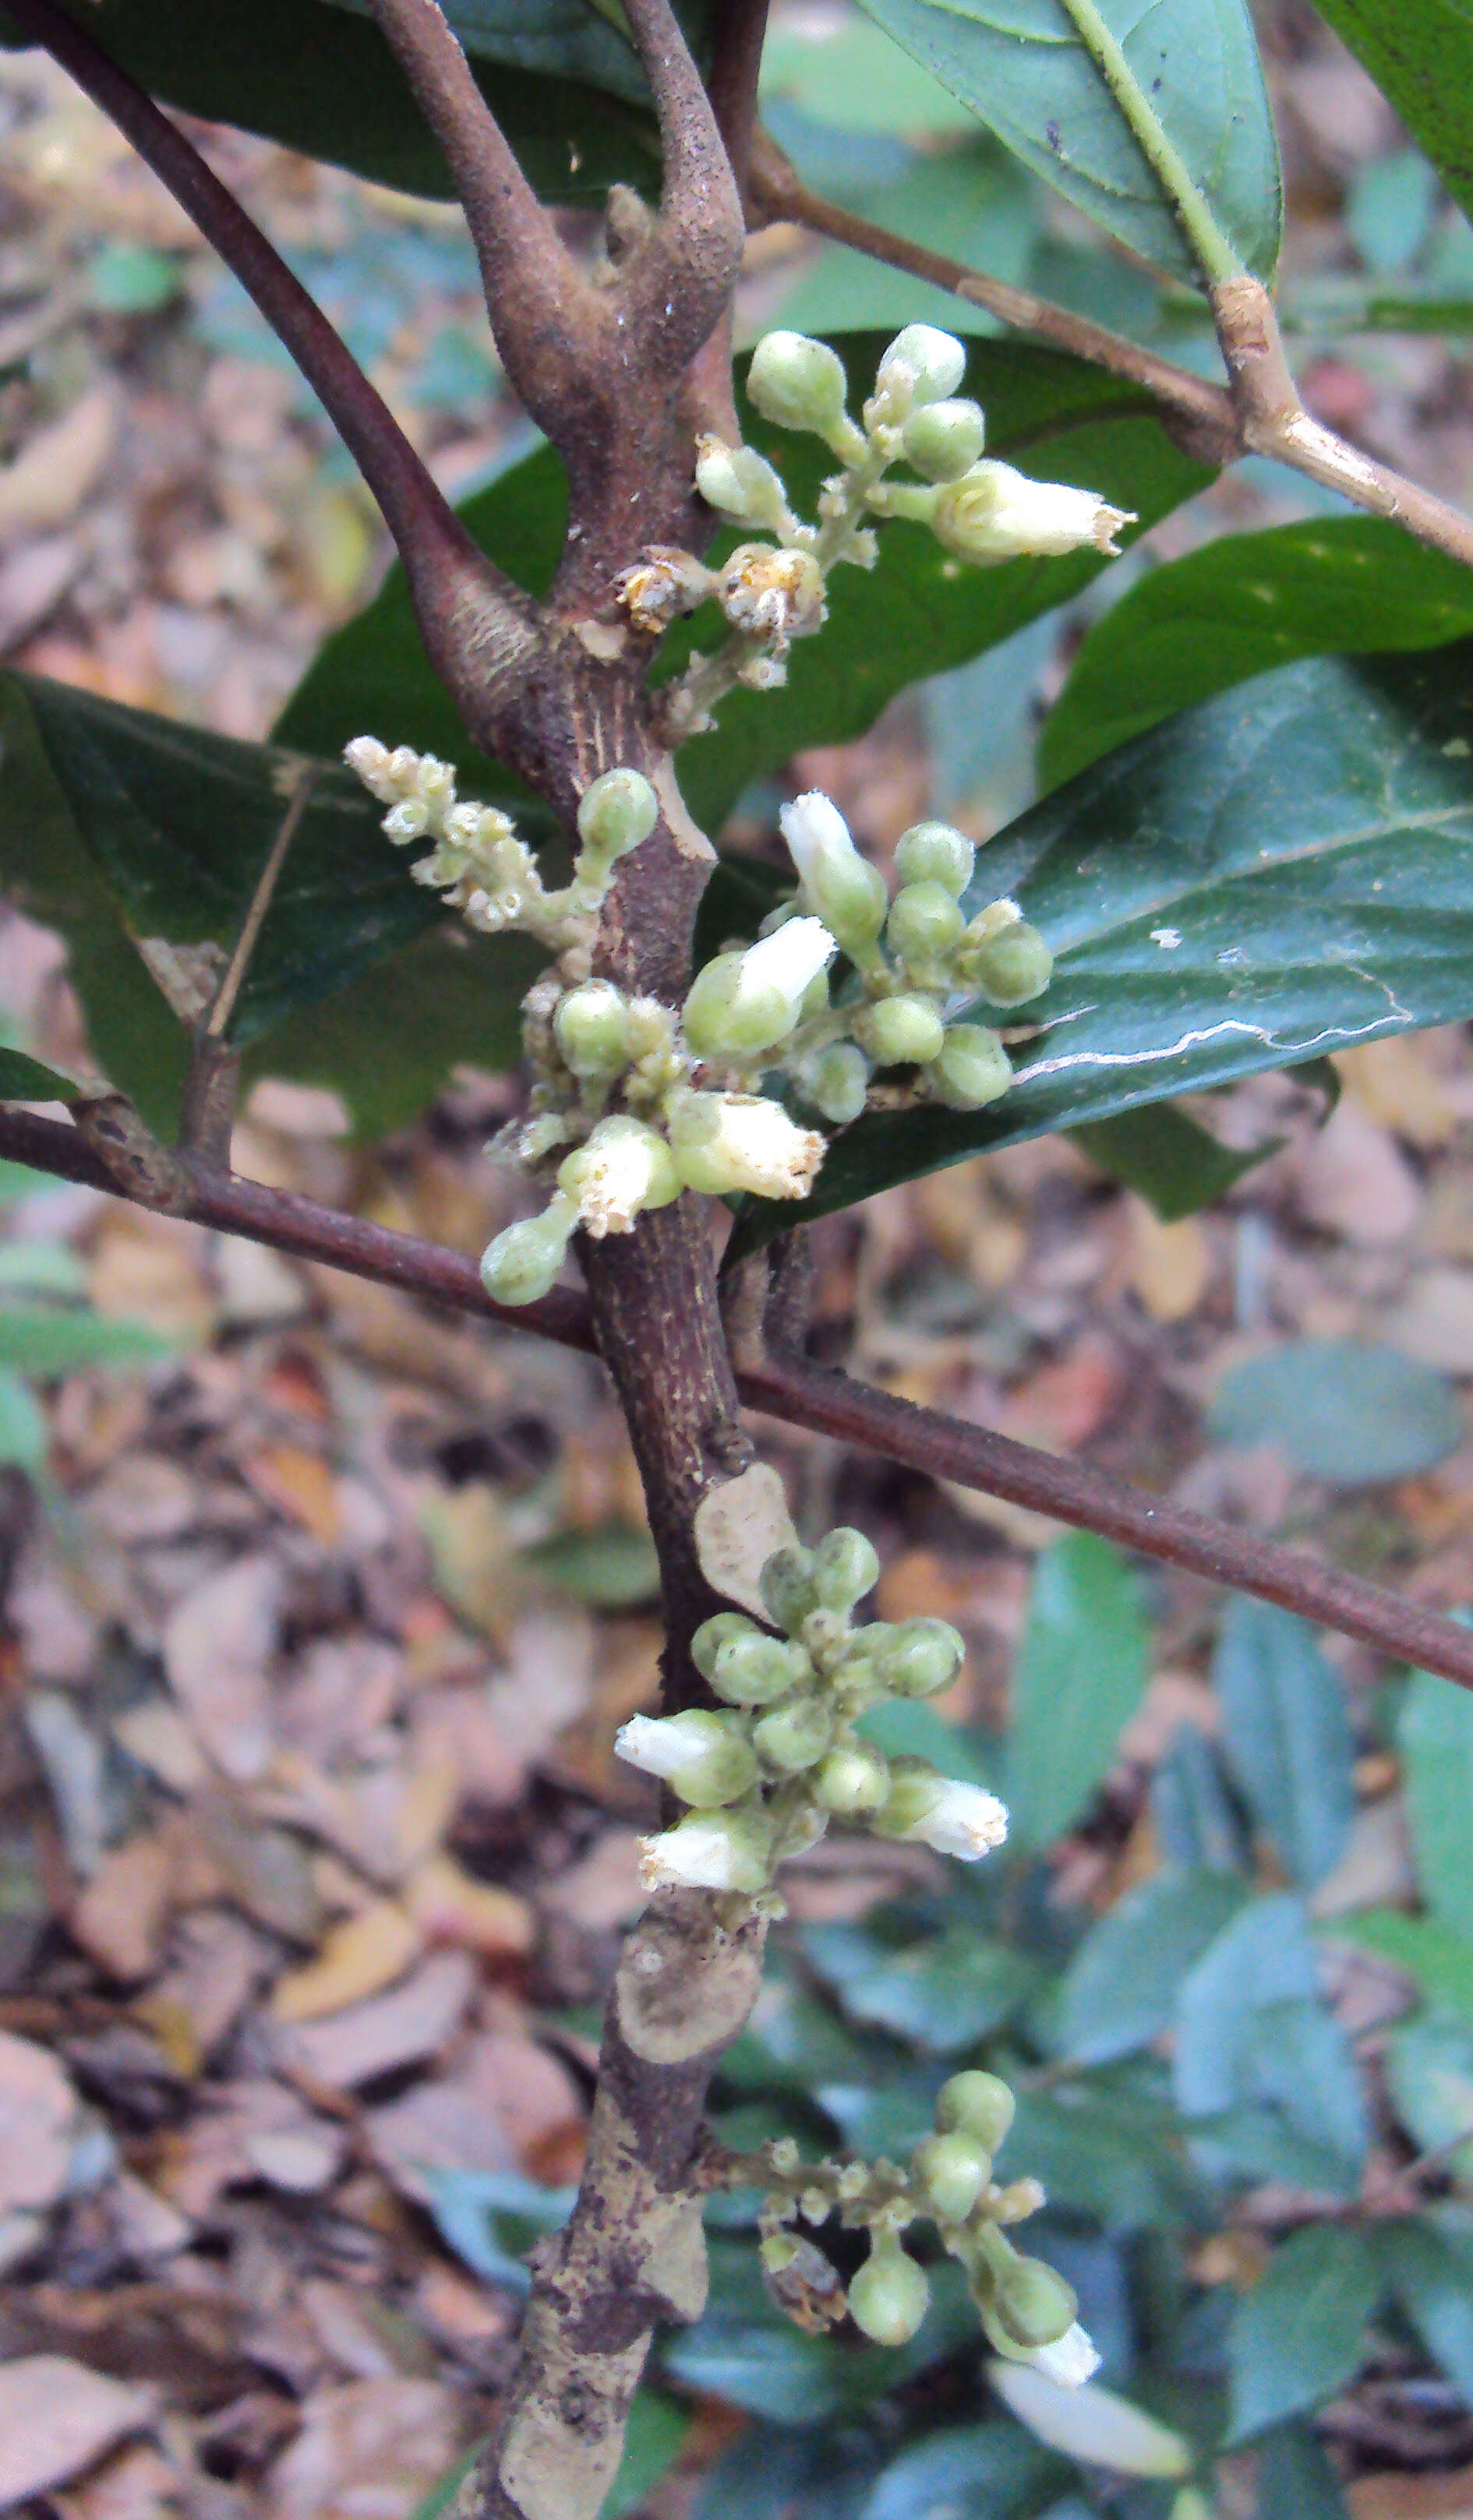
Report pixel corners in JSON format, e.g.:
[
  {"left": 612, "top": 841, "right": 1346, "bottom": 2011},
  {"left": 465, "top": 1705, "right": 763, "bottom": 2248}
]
[
  {"left": 668, "top": 1092, "right": 825, "bottom": 1201},
  {"left": 777, "top": 795, "right": 888, "bottom": 953},
  {"left": 932, "top": 461, "right": 1135, "bottom": 563},
  {"left": 614, "top": 1710, "right": 758, "bottom": 1807},
  {"left": 557, "top": 1117, "right": 680, "bottom": 1239},
  {"left": 879, "top": 1765, "right": 1010, "bottom": 1860},
  {"left": 638, "top": 1808, "right": 772, "bottom": 1894},
  {"left": 737, "top": 916, "right": 835, "bottom": 1013},
  {"left": 1030, "top": 2323, "right": 1103, "bottom": 2389}
]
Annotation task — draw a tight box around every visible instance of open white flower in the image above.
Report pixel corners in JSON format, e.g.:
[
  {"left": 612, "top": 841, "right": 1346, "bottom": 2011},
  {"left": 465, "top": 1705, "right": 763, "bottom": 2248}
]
[
  {"left": 615, "top": 1710, "right": 758, "bottom": 1808},
  {"left": 932, "top": 461, "right": 1135, "bottom": 563},
  {"left": 557, "top": 1117, "right": 680, "bottom": 1239},
  {"left": 668, "top": 1091, "right": 825, "bottom": 1201},
  {"left": 682, "top": 916, "right": 835, "bottom": 1060},
  {"left": 638, "top": 1807, "right": 773, "bottom": 1894},
  {"left": 878, "top": 1763, "right": 1010, "bottom": 1860},
  {"left": 1030, "top": 2323, "right": 1103, "bottom": 2390}
]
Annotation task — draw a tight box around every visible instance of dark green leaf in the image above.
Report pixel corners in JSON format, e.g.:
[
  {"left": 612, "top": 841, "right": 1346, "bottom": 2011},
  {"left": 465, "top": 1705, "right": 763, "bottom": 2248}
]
[
  {"left": 853, "top": 0, "right": 1281, "bottom": 284},
  {"left": 719, "top": 1963, "right": 884, "bottom": 2098},
  {"left": 802, "top": 1917, "right": 1037, "bottom": 2052},
  {"left": 1326, "top": 1909, "right": 1473, "bottom": 2018},
  {"left": 1177, "top": 1895, "right": 1369, "bottom": 2189},
  {"left": 1399, "top": 1670, "right": 1473, "bottom": 1944},
  {"left": 0, "top": 1304, "right": 173, "bottom": 1375},
  {"left": 693, "top": 2423, "right": 877, "bottom": 2520},
  {"left": 0, "top": 1050, "right": 85, "bottom": 1104},
  {"left": 667, "top": 2241, "right": 957, "bottom": 2426},
  {"left": 1228, "top": 2223, "right": 1380, "bottom": 2441},
  {"left": 733, "top": 644, "right": 1473, "bottom": 1249},
  {"left": 1209, "top": 1341, "right": 1464, "bottom": 1487},
  {"left": 1375, "top": 2211, "right": 1473, "bottom": 2409},
  {"left": 1057, "top": 1870, "right": 1247, "bottom": 2066},
  {"left": 772, "top": 141, "right": 1037, "bottom": 341},
  {"left": 861, "top": 2422, "right": 1069, "bottom": 2520},
  {"left": 1386, "top": 2008, "right": 1473, "bottom": 2176},
  {"left": 277, "top": 338, "right": 1213, "bottom": 842},
  {"left": 1001, "top": 2081, "right": 1196, "bottom": 2231},
  {"left": 1256, "top": 2420, "right": 1351, "bottom": 2518},
  {"left": 0, "top": 0, "right": 680, "bottom": 206},
  {"left": 521, "top": 1524, "right": 659, "bottom": 1608},
  {"left": 853, "top": 1699, "right": 998, "bottom": 1787},
  {"left": 1005, "top": 1535, "right": 1149, "bottom": 1851},
  {"left": 0, "top": 1369, "right": 47, "bottom": 1473},
  {"left": 602, "top": 2390, "right": 691, "bottom": 2520},
  {"left": 1039, "top": 520, "right": 1473, "bottom": 789},
  {"left": 1070, "top": 1101, "right": 1279, "bottom": 1221},
  {"left": 1211, "top": 1602, "right": 1355, "bottom": 1889},
  {"left": 0, "top": 670, "right": 543, "bottom": 1135},
  {"left": 1311, "top": 2, "right": 1473, "bottom": 233},
  {"left": 1150, "top": 1721, "right": 1251, "bottom": 1874}
]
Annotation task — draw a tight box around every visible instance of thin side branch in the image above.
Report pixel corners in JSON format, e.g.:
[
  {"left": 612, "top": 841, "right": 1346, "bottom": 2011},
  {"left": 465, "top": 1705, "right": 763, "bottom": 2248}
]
[
  {"left": 619, "top": 0, "right": 746, "bottom": 372},
  {"left": 1213, "top": 276, "right": 1473, "bottom": 572},
  {"left": 4, "top": 1101, "right": 1471, "bottom": 1692},
  {"left": 2, "top": 0, "right": 533, "bottom": 651},
  {"left": 703, "top": 0, "right": 772, "bottom": 203},
  {"left": 364, "top": 0, "right": 609, "bottom": 444},
  {"left": 754, "top": 136, "right": 1473, "bottom": 570}
]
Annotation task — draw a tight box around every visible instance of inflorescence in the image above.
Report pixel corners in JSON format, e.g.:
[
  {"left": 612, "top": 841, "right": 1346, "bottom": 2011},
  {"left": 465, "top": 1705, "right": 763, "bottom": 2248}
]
[
  {"left": 620, "top": 1525, "right": 1007, "bottom": 1901},
  {"left": 343, "top": 323, "right": 1104, "bottom": 1310},
  {"left": 630, "top": 320, "right": 1134, "bottom": 737},
  {"left": 746, "top": 2068, "right": 1100, "bottom": 2389}
]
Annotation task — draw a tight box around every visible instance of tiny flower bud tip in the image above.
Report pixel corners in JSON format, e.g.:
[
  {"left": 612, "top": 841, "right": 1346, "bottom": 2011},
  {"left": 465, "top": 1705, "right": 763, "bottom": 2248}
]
[{"left": 1030, "top": 2322, "right": 1102, "bottom": 2388}]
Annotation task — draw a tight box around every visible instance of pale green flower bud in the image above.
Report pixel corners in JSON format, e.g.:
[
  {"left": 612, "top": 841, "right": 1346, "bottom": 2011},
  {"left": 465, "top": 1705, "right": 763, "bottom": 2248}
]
[
  {"left": 931, "top": 1025, "right": 1012, "bottom": 1111},
  {"left": 893, "top": 821, "right": 975, "bottom": 897},
  {"left": 800, "top": 1606, "right": 849, "bottom": 1668},
  {"left": 778, "top": 792, "right": 889, "bottom": 956},
  {"left": 553, "top": 980, "right": 631, "bottom": 1078},
  {"left": 876, "top": 1618, "right": 966, "bottom": 1699},
  {"left": 876, "top": 1759, "right": 1009, "bottom": 1859},
  {"left": 691, "top": 1610, "right": 762, "bottom": 1680},
  {"left": 901, "top": 397, "right": 986, "bottom": 482},
  {"left": 761, "top": 1543, "right": 818, "bottom": 1635},
  {"left": 963, "top": 919, "right": 1054, "bottom": 1007},
  {"left": 694, "top": 434, "right": 792, "bottom": 531},
  {"left": 668, "top": 1092, "right": 826, "bottom": 1201},
  {"left": 812, "top": 1526, "right": 881, "bottom": 1613},
  {"left": 812, "top": 1739, "right": 890, "bottom": 1817},
  {"left": 936, "top": 2069, "right": 1015, "bottom": 2151},
  {"left": 577, "top": 767, "right": 659, "bottom": 860},
  {"left": 911, "top": 2130, "right": 990, "bottom": 2225},
  {"left": 638, "top": 1805, "right": 773, "bottom": 1894},
  {"left": 557, "top": 1116, "right": 681, "bottom": 1237},
  {"left": 479, "top": 1198, "right": 575, "bottom": 1308},
  {"left": 991, "top": 2254, "right": 1079, "bottom": 2350},
  {"left": 853, "top": 995, "right": 946, "bottom": 1068},
  {"left": 711, "top": 1631, "right": 811, "bottom": 1708},
  {"left": 753, "top": 1696, "right": 835, "bottom": 1774},
  {"left": 932, "top": 461, "right": 1134, "bottom": 564},
  {"left": 887, "top": 882, "right": 966, "bottom": 965},
  {"left": 383, "top": 796, "right": 432, "bottom": 844},
  {"left": 615, "top": 1709, "right": 759, "bottom": 1808},
  {"left": 747, "top": 330, "right": 850, "bottom": 436},
  {"left": 878, "top": 324, "right": 966, "bottom": 409},
  {"left": 807, "top": 1043, "right": 870, "bottom": 1126},
  {"left": 848, "top": 2234, "right": 930, "bottom": 2346},
  {"left": 682, "top": 918, "right": 836, "bottom": 1061}
]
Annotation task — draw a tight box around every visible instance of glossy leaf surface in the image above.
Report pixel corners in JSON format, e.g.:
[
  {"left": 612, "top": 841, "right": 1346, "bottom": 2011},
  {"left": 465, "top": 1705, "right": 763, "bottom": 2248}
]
[{"left": 736, "top": 644, "right": 1473, "bottom": 1248}]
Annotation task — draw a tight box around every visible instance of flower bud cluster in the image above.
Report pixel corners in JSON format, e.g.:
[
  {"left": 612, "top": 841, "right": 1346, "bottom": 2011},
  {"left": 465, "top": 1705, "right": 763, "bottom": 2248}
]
[
  {"left": 652, "top": 323, "right": 1134, "bottom": 739},
  {"left": 344, "top": 744, "right": 658, "bottom": 951},
  {"left": 621, "top": 1524, "right": 1008, "bottom": 1901},
  {"left": 741, "top": 2067, "right": 1099, "bottom": 2386}
]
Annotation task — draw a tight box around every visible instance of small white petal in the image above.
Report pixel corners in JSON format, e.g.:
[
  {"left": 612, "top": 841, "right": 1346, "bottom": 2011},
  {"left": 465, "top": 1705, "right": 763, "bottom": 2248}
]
[
  {"left": 738, "top": 916, "right": 835, "bottom": 1011},
  {"left": 1031, "top": 2324, "right": 1103, "bottom": 2389},
  {"left": 779, "top": 792, "right": 860, "bottom": 889}
]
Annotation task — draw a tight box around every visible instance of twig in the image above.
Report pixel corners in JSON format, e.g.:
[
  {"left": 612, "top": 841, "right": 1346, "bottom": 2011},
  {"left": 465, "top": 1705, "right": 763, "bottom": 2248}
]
[
  {"left": 703, "top": 0, "right": 771, "bottom": 203},
  {"left": 752, "top": 136, "right": 1473, "bottom": 568},
  {"left": 3, "top": 1100, "right": 1472, "bottom": 1692},
  {"left": 1213, "top": 275, "right": 1473, "bottom": 572},
  {"left": 363, "top": 0, "right": 606, "bottom": 449},
  {"left": 2, "top": 0, "right": 526, "bottom": 635}
]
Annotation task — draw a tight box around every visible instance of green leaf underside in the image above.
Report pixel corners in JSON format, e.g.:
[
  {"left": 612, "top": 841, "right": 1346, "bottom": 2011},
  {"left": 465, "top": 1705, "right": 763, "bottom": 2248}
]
[
  {"left": 1257, "top": 2422, "right": 1352, "bottom": 2520},
  {"left": 275, "top": 337, "right": 1215, "bottom": 837},
  {"left": 1312, "top": 2, "right": 1473, "bottom": 234},
  {"left": 1377, "top": 2212, "right": 1473, "bottom": 2410},
  {"left": 1228, "top": 2222, "right": 1381, "bottom": 2441},
  {"left": 0, "top": 0, "right": 681, "bottom": 206},
  {"left": 1387, "top": 2008, "right": 1473, "bottom": 2174},
  {"left": 0, "top": 671, "right": 546, "bottom": 1135},
  {"left": 0, "top": 1050, "right": 86, "bottom": 1106},
  {"left": 733, "top": 641, "right": 1473, "bottom": 1251},
  {"left": 1005, "top": 1534, "right": 1148, "bottom": 1850},
  {"left": 1070, "top": 1101, "right": 1278, "bottom": 1219},
  {"left": 1399, "top": 1669, "right": 1473, "bottom": 1948},
  {"left": 1328, "top": 1909, "right": 1473, "bottom": 2019},
  {"left": 1040, "top": 518, "right": 1473, "bottom": 790},
  {"left": 1057, "top": 1869, "right": 1247, "bottom": 2065},
  {"left": 853, "top": 0, "right": 1281, "bottom": 286}
]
